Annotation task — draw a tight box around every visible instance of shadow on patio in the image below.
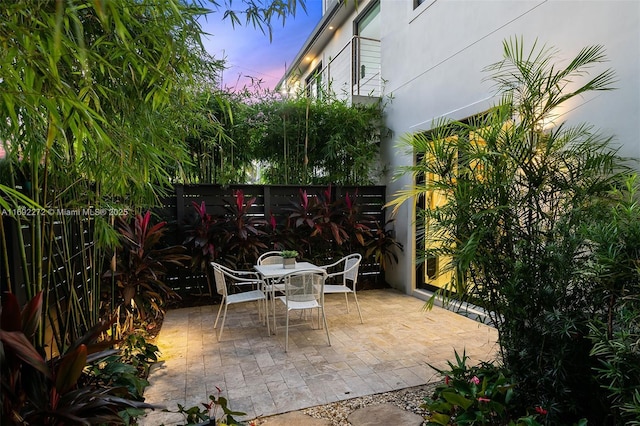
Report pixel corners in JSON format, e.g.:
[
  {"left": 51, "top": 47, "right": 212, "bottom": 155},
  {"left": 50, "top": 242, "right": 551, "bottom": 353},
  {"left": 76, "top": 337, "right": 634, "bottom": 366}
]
[{"left": 140, "top": 289, "right": 499, "bottom": 425}]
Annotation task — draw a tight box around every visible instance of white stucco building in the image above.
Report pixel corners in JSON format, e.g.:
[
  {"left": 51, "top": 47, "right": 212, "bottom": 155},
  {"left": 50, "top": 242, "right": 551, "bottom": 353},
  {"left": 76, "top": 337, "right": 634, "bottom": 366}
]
[{"left": 278, "top": 0, "right": 640, "bottom": 297}]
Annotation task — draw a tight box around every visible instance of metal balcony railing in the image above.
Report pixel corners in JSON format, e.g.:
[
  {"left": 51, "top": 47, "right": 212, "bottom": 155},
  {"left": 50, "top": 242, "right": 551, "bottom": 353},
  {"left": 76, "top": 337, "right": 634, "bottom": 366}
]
[{"left": 307, "top": 36, "right": 381, "bottom": 102}]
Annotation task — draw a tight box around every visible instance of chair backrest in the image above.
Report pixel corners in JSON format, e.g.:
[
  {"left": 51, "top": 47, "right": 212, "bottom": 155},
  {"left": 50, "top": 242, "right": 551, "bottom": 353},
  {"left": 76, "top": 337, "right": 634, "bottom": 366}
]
[
  {"left": 211, "top": 262, "right": 262, "bottom": 298},
  {"left": 283, "top": 270, "right": 326, "bottom": 304},
  {"left": 343, "top": 253, "right": 362, "bottom": 284},
  {"left": 211, "top": 263, "right": 228, "bottom": 297},
  {"left": 258, "top": 251, "right": 283, "bottom": 265}
]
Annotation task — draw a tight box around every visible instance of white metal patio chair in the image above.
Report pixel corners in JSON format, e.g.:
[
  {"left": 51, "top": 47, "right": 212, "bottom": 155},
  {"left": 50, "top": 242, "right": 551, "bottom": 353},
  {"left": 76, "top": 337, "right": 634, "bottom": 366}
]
[
  {"left": 320, "top": 253, "right": 363, "bottom": 323},
  {"left": 257, "top": 250, "right": 284, "bottom": 265},
  {"left": 211, "top": 262, "right": 269, "bottom": 341},
  {"left": 257, "top": 250, "right": 287, "bottom": 332},
  {"left": 276, "top": 269, "right": 331, "bottom": 352}
]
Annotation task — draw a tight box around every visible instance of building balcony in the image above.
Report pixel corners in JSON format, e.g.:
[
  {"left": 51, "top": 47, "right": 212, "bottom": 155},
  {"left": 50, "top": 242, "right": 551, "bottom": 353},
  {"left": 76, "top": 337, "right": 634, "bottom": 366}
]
[{"left": 306, "top": 36, "right": 381, "bottom": 104}]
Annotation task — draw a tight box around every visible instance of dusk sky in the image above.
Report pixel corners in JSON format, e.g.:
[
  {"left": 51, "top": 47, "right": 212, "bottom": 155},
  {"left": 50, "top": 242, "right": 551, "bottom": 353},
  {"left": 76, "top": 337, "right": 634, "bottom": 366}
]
[{"left": 201, "top": 1, "right": 324, "bottom": 91}]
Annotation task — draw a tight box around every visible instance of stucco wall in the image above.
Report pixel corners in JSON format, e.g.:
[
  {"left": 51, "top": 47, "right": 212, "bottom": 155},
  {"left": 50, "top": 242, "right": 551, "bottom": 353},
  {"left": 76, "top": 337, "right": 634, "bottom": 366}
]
[{"left": 378, "top": 0, "right": 640, "bottom": 294}]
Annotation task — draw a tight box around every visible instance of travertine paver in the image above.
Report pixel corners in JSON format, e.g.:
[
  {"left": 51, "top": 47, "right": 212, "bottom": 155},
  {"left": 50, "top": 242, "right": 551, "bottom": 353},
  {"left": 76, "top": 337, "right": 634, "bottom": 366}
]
[
  {"left": 140, "top": 289, "right": 499, "bottom": 425},
  {"left": 348, "top": 403, "right": 425, "bottom": 426}
]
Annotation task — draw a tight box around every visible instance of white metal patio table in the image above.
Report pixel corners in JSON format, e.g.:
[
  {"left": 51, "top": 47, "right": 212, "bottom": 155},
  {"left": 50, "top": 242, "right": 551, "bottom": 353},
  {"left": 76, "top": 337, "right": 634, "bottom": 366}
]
[{"left": 254, "top": 261, "right": 324, "bottom": 334}]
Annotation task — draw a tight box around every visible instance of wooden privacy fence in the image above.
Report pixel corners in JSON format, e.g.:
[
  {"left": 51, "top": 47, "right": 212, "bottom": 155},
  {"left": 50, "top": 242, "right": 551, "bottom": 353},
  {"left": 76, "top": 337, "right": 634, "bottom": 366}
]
[
  {"left": 1, "top": 184, "right": 387, "bottom": 305},
  {"left": 158, "top": 184, "right": 386, "bottom": 226},
  {"left": 157, "top": 184, "right": 388, "bottom": 295}
]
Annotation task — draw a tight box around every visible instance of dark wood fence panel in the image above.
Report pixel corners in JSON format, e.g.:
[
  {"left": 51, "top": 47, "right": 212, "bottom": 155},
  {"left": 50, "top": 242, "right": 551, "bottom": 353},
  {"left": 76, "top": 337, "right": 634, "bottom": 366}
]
[
  {"left": 159, "top": 184, "right": 387, "bottom": 295},
  {"left": 4, "top": 184, "right": 387, "bottom": 302},
  {"left": 166, "top": 184, "right": 386, "bottom": 227},
  {"left": 2, "top": 212, "right": 100, "bottom": 348}
]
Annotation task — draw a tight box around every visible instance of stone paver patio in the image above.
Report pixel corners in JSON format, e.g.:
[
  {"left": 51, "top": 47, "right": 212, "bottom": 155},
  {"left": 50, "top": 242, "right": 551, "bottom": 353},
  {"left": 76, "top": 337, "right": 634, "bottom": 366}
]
[{"left": 140, "top": 289, "right": 499, "bottom": 425}]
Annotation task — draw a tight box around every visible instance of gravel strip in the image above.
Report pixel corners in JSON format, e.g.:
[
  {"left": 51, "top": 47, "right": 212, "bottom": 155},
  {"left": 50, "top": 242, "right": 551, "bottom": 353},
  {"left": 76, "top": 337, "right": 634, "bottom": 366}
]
[{"left": 255, "top": 382, "right": 439, "bottom": 426}]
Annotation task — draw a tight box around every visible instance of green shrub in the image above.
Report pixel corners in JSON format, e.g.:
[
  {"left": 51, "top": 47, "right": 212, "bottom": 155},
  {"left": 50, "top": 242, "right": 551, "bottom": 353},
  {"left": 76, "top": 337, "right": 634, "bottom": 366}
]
[
  {"left": 390, "top": 38, "right": 628, "bottom": 423},
  {"left": 584, "top": 175, "right": 640, "bottom": 425},
  {"left": 424, "top": 350, "right": 588, "bottom": 426},
  {"left": 424, "top": 351, "right": 516, "bottom": 425},
  {"left": 87, "top": 332, "right": 160, "bottom": 402},
  {"left": 0, "top": 292, "right": 151, "bottom": 425}
]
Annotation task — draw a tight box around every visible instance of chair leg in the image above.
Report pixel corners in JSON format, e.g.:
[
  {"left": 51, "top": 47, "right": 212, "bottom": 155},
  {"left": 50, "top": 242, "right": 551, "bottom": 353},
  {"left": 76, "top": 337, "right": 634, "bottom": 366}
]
[
  {"left": 213, "top": 296, "right": 225, "bottom": 328},
  {"left": 352, "top": 292, "right": 363, "bottom": 324},
  {"left": 217, "top": 303, "right": 229, "bottom": 341},
  {"left": 284, "top": 309, "right": 290, "bottom": 352},
  {"left": 272, "top": 296, "right": 277, "bottom": 335},
  {"left": 263, "top": 299, "right": 270, "bottom": 336},
  {"left": 344, "top": 293, "right": 350, "bottom": 313},
  {"left": 257, "top": 297, "right": 263, "bottom": 323},
  {"left": 321, "top": 307, "right": 331, "bottom": 347}
]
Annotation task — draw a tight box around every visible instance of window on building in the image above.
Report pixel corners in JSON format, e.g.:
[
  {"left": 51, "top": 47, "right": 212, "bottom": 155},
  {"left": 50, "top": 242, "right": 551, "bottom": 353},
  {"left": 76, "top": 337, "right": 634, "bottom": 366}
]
[
  {"left": 415, "top": 139, "right": 455, "bottom": 291},
  {"left": 414, "top": 0, "right": 436, "bottom": 10},
  {"left": 353, "top": 1, "right": 380, "bottom": 92},
  {"left": 415, "top": 113, "right": 491, "bottom": 292}
]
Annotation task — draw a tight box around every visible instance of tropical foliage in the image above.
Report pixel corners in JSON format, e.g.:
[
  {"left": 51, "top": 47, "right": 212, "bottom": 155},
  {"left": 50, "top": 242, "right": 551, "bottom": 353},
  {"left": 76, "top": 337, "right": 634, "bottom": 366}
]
[
  {"left": 181, "top": 87, "right": 388, "bottom": 185},
  {"left": 104, "top": 211, "right": 190, "bottom": 332},
  {"left": 0, "top": 292, "right": 151, "bottom": 425},
  {"left": 184, "top": 186, "right": 402, "bottom": 290},
  {"left": 183, "top": 190, "right": 268, "bottom": 276},
  {"left": 0, "top": 0, "right": 215, "bottom": 358},
  {"left": 0, "top": 0, "right": 305, "bottom": 423},
  {"left": 389, "top": 38, "right": 638, "bottom": 424}
]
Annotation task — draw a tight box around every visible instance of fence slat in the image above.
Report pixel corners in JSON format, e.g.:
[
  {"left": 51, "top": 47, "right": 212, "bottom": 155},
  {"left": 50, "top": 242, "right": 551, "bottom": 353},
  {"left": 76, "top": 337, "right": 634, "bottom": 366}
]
[{"left": 158, "top": 184, "right": 387, "bottom": 294}]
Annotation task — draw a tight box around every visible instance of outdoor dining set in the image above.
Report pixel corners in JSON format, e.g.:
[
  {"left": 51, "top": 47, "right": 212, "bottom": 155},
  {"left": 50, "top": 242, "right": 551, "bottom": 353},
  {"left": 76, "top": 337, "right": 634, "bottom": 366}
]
[{"left": 211, "top": 252, "right": 363, "bottom": 352}]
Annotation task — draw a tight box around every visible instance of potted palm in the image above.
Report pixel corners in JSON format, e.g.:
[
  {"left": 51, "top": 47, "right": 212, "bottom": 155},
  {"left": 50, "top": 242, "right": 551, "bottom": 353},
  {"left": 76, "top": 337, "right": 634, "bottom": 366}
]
[{"left": 281, "top": 250, "right": 298, "bottom": 269}]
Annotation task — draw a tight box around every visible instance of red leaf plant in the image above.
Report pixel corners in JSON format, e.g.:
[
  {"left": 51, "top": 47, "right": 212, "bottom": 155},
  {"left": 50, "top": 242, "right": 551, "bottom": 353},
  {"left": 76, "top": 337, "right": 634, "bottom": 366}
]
[
  {"left": 1, "top": 292, "right": 151, "bottom": 424},
  {"left": 105, "top": 211, "right": 189, "bottom": 321}
]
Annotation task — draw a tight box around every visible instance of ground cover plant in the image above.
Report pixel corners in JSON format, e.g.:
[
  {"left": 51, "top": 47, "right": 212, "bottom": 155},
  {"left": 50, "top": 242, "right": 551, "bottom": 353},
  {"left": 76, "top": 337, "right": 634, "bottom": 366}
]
[
  {"left": 390, "top": 38, "right": 639, "bottom": 424},
  {"left": 424, "top": 350, "right": 534, "bottom": 426},
  {"left": 163, "top": 387, "right": 250, "bottom": 426}
]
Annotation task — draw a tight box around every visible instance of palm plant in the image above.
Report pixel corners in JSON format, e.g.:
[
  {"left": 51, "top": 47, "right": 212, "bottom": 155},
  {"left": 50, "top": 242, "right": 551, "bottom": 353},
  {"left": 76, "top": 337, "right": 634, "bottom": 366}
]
[{"left": 388, "top": 38, "right": 627, "bottom": 422}]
